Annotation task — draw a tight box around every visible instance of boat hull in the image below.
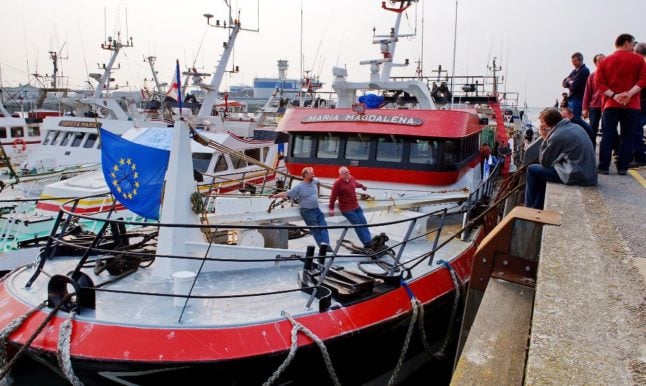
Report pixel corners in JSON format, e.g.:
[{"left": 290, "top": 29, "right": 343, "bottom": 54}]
[{"left": 6, "top": 290, "right": 461, "bottom": 385}]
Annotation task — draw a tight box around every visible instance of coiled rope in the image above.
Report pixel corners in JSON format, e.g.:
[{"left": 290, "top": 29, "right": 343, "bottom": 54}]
[
  {"left": 263, "top": 311, "right": 340, "bottom": 386},
  {"left": 57, "top": 310, "right": 83, "bottom": 386}
]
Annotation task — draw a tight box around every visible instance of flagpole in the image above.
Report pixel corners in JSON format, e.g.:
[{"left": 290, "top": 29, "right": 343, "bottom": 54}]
[{"left": 176, "top": 59, "right": 183, "bottom": 117}]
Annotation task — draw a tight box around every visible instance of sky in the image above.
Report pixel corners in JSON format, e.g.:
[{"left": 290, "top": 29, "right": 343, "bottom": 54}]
[{"left": 1, "top": 0, "right": 645, "bottom": 108}]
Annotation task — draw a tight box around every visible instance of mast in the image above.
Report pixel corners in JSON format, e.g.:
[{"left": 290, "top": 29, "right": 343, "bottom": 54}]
[
  {"left": 144, "top": 56, "right": 163, "bottom": 96},
  {"left": 198, "top": 1, "right": 240, "bottom": 117},
  {"left": 93, "top": 33, "right": 133, "bottom": 99}
]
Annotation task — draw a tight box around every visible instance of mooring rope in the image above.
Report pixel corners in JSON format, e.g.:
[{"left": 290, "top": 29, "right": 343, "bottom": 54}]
[
  {"left": 433, "top": 260, "right": 462, "bottom": 359},
  {"left": 263, "top": 311, "right": 340, "bottom": 386},
  {"left": 388, "top": 281, "right": 423, "bottom": 386},
  {"left": 0, "top": 301, "right": 47, "bottom": 369},
  {"left": 57, "top": 310, "right": 83, "bottom": 386},
  {"left": 0, "top": 294, "right": 72, "bottom": 380}
]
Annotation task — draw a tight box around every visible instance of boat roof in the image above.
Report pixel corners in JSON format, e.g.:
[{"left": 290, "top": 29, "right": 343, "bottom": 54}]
[
  {"left": 122, "top": 126, "right": 273, "bottom": 153},
  {"left": 276, "top": 107, "right": 482, "bottom": 138}
]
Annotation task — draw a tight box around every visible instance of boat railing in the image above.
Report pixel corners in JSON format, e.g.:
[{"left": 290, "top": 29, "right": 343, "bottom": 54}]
[
  {"left": 24, "top": 192, "right": 476, "bottom": 311},
  {"left": 459, "top": 160, "right": 503, "bottom": 240}
]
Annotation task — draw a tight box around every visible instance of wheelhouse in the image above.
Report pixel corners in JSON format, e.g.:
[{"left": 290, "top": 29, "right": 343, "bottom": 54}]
[
  {"left": 278, "top": 108, "right": 484, "bottom": 185},
  {"left": 289, "top": 131, "right": 480, "bottom": 172}
]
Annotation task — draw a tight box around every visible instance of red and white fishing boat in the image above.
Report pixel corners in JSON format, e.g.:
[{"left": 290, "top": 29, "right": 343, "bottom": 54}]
[{"left": 0, "top": 1, "right": 523, "bottom": 384}]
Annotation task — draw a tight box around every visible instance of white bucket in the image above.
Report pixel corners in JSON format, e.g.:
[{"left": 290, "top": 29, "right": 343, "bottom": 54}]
[{"left": 172, "top": 271, "right": 197, "bottom": 307}]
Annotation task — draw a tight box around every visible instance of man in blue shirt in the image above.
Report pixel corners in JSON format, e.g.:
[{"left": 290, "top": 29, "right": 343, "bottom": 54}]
[
  {"left": 269, "top": 167, "right": 330, "bottom": 247},
  {"left": 562, "top": 52, "right": 590, "bottom": 120}
]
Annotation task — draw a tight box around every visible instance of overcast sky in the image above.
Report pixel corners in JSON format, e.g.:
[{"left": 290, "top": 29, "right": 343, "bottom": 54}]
[{"left": 1, "top": 0, "right": 644, "bottom": 108}]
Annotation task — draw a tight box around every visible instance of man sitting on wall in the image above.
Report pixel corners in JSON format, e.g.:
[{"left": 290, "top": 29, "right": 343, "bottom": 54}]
[{"left": 524, "top": 108, "right": 597, "bottom": 209}]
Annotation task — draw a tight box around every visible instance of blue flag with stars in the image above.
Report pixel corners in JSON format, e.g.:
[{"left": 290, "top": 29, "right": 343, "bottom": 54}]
[{"left": 99, "top": 128, "right": 170, "bottom": 220}]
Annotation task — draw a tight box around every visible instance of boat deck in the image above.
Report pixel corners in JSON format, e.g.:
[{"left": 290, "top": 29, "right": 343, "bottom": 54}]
[{"left": 7, "top": 220, "right": 470, "bottom": 328}]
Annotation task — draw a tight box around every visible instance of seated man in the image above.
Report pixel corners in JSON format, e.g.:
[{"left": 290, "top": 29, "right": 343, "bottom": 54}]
[{"left": 525, "top": 108, "right": 597, "bottom": 209}]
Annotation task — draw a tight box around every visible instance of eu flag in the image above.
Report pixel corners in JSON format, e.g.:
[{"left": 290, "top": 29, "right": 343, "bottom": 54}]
[{"left": 99, "top": 128, "right": 170, "bottom": 220}]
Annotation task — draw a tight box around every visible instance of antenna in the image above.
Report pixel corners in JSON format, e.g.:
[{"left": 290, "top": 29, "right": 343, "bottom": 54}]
[
  {"left": 449, "top": 0, "right": 458, "bottom": 106},
  {"left": 488, "top": 57, "right": 502, "bottom": 96},
  {"left": 48, "top": 42, "right": 68, "bottom": 89}
]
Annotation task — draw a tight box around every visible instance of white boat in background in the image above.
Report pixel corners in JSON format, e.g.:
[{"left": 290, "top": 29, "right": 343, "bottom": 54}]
[
  {"left": 0, "top": 101, "right": 46, "bottom": 171},
  {"left": 0, "top": 2, "right": 288, "bottom": 253}
]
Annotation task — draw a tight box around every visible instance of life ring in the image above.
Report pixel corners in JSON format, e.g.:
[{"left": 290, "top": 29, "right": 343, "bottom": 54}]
[{"left": 12, "top": 138, "right": 27, "bottom": 152}]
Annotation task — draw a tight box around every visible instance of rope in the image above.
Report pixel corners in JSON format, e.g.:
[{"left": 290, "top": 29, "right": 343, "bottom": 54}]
[
  {"left": 57, "top": 310, "right": 83, "bottom": 386},
  {"left": 388, "top": 283, "right": 421, "bottom": 386},
  {"left": 0, "top": 302, "right": 46, "bottom": 369},
  {"left": 433, "top": 260, "right": 462, "bottom": 359},
  {"left": 263, "top": 311, "right": 341, "bottom": 386},
  {"left": 0, "top": 295, "right": 72, "bottom": 380}
]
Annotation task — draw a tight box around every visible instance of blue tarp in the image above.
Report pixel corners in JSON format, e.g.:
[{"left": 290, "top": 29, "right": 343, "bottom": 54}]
[{"left": 358, "top": 94, "right": 384, "bottom": 109}]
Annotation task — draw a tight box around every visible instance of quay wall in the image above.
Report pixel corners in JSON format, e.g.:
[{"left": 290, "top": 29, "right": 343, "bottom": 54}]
[{"left": 524, "top": 183, "right": 645, "bottom": 385}]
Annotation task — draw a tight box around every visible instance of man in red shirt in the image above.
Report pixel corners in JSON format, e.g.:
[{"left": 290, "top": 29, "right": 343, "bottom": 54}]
[
  {"left": 328, "top": 166, "right": 372, "bottom": 248},
  {"left": 595, "top": 33, "right": 646, "bottom": 175}
]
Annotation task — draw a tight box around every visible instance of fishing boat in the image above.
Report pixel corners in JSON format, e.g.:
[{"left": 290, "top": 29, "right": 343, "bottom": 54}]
[{"left": 0, "top": 1, "right": 524, "bottom": 384}]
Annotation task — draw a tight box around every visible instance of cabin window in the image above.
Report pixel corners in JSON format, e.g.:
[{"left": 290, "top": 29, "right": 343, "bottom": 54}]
[
  {"left": 71, "top": 132, "right": 85, "bottom": 147},
  {"left": 345, "top": 135, "right": 370, "bottom": 160},
  {"left": 292, "top": 135, "right": 313, "bottom": 158},
  {"left": 28, "top": 126, "right": 40, "bottom": 137},
  {"left": 244, "top": 148, "right": 261, "bottom": 162},
  {"left": 376, "top": 136, "right": 403, "bottom": 162},
  {"left": 192, "top": 153, "right": 212, "bottom": 173},
  {"left": 262, "top": 147, "right": 269, "bottom": 163},
  {"left": 59, "top": 132, "right": 74, "bottom": 146},
  {"left": 443, "top": 140, "right": 458, "bottom": 164},
  {"left": 317, "top": 135, "right": 340, "bottom": 159},
  {"left": 42, "top": 130, "right": 56, "bottom": 145},
  {"left": 84, "top": 133, "right": 98, "bottom": 148},
  {"left": 10, "top": 127, "right": 24, "bottom": 138},
  {"left": 212, "top": 155, "right": 227, "bottom": 173},
  {"left": 409, "top": 139, "right": 439, "bottom": 165},
  {"left": 0, "top": 128, "right": 6, "bottom": 139},
  {"left": 229, "top": 154, "right": 248, "bottom": 169}
]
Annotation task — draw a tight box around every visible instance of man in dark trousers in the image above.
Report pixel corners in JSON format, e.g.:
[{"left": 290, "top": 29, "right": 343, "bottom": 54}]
[
  {"left": 328, "top": 166, "right": 372, "bottom": 248},
  {"left": 525, "top": 108, "right": 597, "bottom": 209},
  {"left": 562, "top": 52, "right": 590, "bottom": 120},
  {"left": 595, "top": 33, "right": 646, "bottom": 174}
]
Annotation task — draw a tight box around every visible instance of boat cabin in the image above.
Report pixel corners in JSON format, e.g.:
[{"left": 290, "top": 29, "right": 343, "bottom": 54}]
[{"left": 278, "top": 108, "right": 484, "bottom": 186}]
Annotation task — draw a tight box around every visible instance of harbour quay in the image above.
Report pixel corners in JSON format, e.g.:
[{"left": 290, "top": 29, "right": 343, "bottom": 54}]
[{"left": 452, "top": 168, "right": 646, "bottom": 385}]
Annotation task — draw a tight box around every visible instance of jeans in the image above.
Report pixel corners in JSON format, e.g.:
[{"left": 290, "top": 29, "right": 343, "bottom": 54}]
[
  {"left": 599, "top": 108, "right": 639, "bottom": 171},
  {"left": 568, "top": 97, "right": 583, "bottom": 120},
  {"left": 299, "top": 208, "right": 330, "bottom": 246},
  {"left": 525, "top": 164, "right": 562, "bottom": 210},
  {"left": 588, "top": 107, "right": 602, "bottom": 151},
  {"left": 341, "top": 207, "right": 372, "bottom": 247}
]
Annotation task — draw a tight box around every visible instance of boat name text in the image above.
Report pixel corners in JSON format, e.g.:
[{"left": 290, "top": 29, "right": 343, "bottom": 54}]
[
  {"left": 301, "top": 114, "right": 423, "bottom": 126},
  {"left": 58, "top": 121, "right": 102, "bottom": 129}
]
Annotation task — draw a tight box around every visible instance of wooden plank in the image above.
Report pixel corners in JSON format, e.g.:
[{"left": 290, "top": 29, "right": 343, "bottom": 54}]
[{"left": 451, "top": 278, "right": 534, "bottom": 386}]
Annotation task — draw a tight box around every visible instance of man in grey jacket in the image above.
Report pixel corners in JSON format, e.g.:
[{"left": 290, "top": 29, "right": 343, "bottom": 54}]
[{"left": 525, "top": 108, "right": 597, "bottom": 209}]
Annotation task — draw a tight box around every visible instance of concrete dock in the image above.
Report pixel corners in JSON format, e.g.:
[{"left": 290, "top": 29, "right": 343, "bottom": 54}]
[{"left": 452, "top": 166, "right": 646, "bottom": 385}]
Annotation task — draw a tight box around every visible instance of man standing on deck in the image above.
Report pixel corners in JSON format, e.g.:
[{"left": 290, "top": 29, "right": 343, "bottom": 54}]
[
  {"left": 329, "top": 167, "right": 372, "bottom": 249},
  {"left": 562, "top": 52, "right": 590, "bottom": 120},
  {"left": 524, "top": 108, "right": 597, "bottom": 210},
  {"left": 269, "top": 167, "right": 330, "bottom": 248},
  {"left": 595, "top": 33, "right": 646, "bottom": 175}
]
